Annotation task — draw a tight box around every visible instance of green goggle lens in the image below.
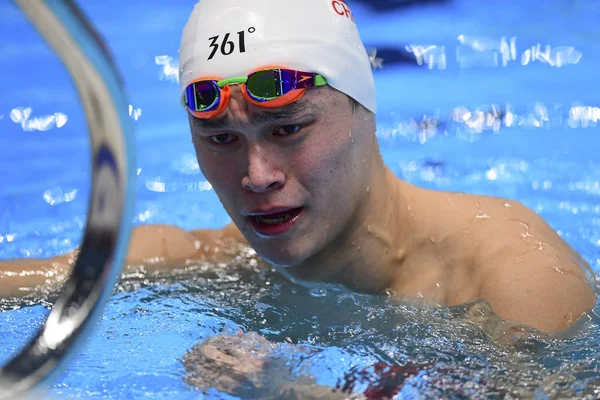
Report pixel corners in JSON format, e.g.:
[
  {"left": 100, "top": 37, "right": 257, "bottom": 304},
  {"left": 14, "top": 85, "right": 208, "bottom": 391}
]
[{"left": 246, "top": 69, "right": 285, "bottom": 100}]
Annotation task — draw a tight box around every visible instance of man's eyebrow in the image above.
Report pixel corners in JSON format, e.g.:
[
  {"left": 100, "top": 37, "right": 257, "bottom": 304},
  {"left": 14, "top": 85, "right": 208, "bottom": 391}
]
[{"left": 191, "top": 100, "right": 316, "bottom": 130}]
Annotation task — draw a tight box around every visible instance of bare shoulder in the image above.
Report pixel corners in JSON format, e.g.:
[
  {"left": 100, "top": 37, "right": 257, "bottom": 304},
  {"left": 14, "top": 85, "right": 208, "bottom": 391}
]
[
  {"left": 469, "top": 195, "right": 593, "bottom": 282},
  {"left": 414, "top": 189, "right": 596, "bottom": 332},
  {"left": 469, "top": 198, "right": 596, "bottom": 332},
  {"left": 425, "top": 189, "right": 588, "bottom": 268}
]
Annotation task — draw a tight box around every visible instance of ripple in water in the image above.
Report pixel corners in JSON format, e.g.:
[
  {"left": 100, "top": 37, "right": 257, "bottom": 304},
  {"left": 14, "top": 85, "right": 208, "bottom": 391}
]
[{"left": 0, "top": 247, "right": 599, "bottom": 399}]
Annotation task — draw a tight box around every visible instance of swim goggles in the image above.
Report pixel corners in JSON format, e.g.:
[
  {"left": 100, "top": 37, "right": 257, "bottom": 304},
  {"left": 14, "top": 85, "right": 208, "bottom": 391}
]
[{"left": 183, "top": 67, "right": 328, "bottom": 119}]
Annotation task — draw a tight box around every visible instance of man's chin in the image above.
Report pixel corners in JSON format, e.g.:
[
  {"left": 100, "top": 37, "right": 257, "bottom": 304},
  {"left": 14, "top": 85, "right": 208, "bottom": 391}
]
[{"left": 249, "top": 241, "right": 311, "bottom": 268}]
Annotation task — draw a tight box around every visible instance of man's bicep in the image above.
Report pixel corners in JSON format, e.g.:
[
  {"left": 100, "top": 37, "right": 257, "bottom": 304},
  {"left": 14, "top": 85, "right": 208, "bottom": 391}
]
[{"left": 479, "top": 254, "right": 596, "bottom": 333}]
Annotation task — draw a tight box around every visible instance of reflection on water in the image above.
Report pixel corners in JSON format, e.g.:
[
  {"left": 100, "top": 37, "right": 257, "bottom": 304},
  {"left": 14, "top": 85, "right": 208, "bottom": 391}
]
[
  {"left": 128, "top": 104, "right": 142, "bottom": 121},
  {"left": 42, "top": 187, "right": 78, "bottom": 206},
  {"left": 404, "top": 36, "right": 583, "bottom": 70},
  {"left": 0, "top": 246, "right": 598, "bottom": 398},
  {"left": 154, "top": 55, "right": 179, "bottom": 83},
  {"left": 377, "top": 102, "right": 600, "bottom": 143},
  {"left": 9, "top": 107, "right": 68, "bottom": 132}
]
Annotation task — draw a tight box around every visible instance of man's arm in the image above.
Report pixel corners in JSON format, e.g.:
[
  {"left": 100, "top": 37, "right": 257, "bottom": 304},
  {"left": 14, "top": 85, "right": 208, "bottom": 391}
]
[
  {"left": 478, "top": 248, "right": 596, "bottom": 333},
  {"left": 127, "top": 222, "right": 246, "bottom": 268},
  {"left": 0, "top": 223, "right": 247, "bottom": 298},
  {"left": 0, "top": 253, "right": 73, "bottom": 298}
]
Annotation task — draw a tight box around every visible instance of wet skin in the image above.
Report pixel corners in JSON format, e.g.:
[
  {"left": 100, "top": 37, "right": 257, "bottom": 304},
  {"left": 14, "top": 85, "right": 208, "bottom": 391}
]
[
  {"left": 0, "top": 85, "right": 595, "bottom": 334},
  {"left": 187, "top": 84, "right": 596, "bottom": 333}
]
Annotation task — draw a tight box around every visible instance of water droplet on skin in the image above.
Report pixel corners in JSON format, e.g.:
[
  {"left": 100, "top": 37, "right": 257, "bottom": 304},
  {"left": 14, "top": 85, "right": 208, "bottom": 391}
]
[
  {"left": 366, "top": 186, "right": 370, "bottom": 193},
  {"left": 553, "top": 265, "right": 565, "bottom": 274},
  {"left": 416, "top": 292, "right": 424, "bottom": 299},
  {"left": 504, "top": 202, "right": 512, "bottom": 208},
  {"left": 382, "top": 288, "right": 396, "bottom": 297},
  {"left": 476, "top": 213, "right": 490, "bottom": 223},
  {"left": 349, "top": 131, "right": 352, "bottom": 137},
  {"left": 435, "top": 282, "right": 441, "bottom": 288},
  {"left": 518, "top": 221, "right": 532, "bottom": 238}
]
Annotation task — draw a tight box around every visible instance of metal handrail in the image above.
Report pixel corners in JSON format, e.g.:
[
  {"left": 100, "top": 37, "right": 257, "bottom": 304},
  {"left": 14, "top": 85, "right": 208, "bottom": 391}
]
[{"left": 0, "top": 0, "right": 135, "bottom": 396}]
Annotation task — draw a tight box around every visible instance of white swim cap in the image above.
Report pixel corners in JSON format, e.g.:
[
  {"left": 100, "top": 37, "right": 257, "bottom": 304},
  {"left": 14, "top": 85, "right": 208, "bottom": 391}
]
[{"left": 179, "top": 0, "right": 376, "bottom": 114}]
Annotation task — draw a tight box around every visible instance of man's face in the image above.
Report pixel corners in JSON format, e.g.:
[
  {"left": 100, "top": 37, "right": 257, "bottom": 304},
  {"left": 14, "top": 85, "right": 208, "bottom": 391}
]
[{"left": 189, "top": 85, "right": 375, "bottom": 267}]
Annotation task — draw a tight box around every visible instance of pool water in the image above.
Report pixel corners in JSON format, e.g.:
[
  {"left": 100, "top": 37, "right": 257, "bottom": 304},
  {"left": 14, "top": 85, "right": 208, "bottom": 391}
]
[{"left": 1, "top": 0, "right": 600, "bottom": 398}]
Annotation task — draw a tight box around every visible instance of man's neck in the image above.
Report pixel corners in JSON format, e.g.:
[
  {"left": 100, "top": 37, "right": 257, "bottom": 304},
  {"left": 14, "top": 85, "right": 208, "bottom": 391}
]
[{"left": 281, "top": 156, "right": 415, "bottom": 294}]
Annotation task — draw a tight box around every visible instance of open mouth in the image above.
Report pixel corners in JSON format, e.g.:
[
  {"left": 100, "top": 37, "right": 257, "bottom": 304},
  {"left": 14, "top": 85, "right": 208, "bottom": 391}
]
[
  {"left": 248, "top": 207, "right": 304, "bottom": 236},
  {"left": 254, "top": 210, "right": 297, "bottom": 225}
]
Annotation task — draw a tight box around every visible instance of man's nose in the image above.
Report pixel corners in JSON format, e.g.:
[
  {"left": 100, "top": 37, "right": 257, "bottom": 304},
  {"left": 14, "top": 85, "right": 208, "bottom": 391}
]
[{"left": 241, "top": 144, "right": 286, "bottom": 193}]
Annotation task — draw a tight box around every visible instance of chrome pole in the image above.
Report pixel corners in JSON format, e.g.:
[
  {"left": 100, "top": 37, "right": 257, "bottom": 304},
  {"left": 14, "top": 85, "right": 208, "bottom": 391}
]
[{"left": 0, "top": 0, "right": 135, "bottom": 396}]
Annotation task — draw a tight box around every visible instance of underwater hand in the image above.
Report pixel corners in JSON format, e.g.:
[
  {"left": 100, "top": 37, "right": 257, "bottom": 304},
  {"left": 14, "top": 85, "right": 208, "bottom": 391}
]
[
  {"left": 182, "top": 330, "right": 274, "bottom": 393},
  {"left": 183, "top": 330, "right": 359, "bottom": 399}
]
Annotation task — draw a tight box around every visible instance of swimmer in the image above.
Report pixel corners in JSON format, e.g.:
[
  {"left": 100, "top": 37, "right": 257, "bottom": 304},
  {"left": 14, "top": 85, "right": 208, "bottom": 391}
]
[{"left": 0, "top": 0, "right": 596, "bottom": 335}]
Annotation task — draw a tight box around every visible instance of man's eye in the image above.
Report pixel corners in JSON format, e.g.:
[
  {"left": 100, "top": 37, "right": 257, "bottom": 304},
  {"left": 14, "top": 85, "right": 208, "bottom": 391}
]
[
  {"left": 209, "top": 134, "right": 237, "bottom": 145},
  {"left": 274, "top": 124, "right": 303, "bottom": 136}
]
